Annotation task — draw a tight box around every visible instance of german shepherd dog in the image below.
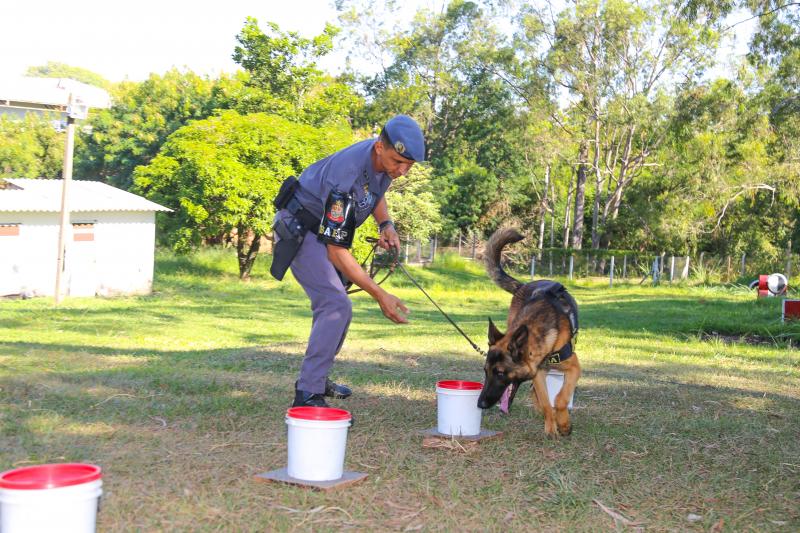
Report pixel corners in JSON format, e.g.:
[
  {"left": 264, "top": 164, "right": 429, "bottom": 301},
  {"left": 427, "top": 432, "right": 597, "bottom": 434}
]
[{"left": 477, "top": 228, "right": 581, "bottom": 437}]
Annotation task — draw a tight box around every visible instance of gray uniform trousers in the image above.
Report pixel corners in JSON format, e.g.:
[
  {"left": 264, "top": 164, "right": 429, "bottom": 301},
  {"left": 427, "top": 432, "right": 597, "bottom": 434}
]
[{"left": 290, "top": 229, "right": 352, "bottom": 395}]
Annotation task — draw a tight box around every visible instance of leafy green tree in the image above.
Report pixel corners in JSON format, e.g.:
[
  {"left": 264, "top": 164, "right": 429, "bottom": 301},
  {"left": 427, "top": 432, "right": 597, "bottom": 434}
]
[
  {"left": 338, "top": 0, "right": 526, "bottom": 238},
  {"left": 0, "top": 114, "right": 63, "bottom": 178},
  {"left": 76, "top": 69, "right": 225, "bottom": 188},
  {"left": 132, "top": 111, "right": 353, "bottom": 279},
  {"left": 230, "top": 17, "right": 361, "bottom": 126},
  {"left": 233, "top": 17, "right": 338, "bottom": 100},
  {"left": 439, "top": 163, "right": 498, "bottom": 234},
  {"left": 26, "top": 62, "right": 110, "bottom": 89},
  {"left": 385, "top": 163, "right": 442, "bottom": 241}
]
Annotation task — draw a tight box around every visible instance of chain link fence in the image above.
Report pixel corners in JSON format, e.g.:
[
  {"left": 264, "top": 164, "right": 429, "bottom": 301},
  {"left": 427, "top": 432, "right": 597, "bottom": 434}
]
[{"left": 402, "top": 233, "right": 797, "bottom": 286}]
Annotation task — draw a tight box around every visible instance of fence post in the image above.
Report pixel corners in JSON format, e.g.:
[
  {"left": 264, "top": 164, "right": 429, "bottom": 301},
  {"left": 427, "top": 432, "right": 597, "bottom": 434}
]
[
  {"left": 457, "top": 230, "right": 462, "bottom": 256},
  {"left": 623, "top": 255, "right": 627, "bottom": 279},
  {"left": 652, "top": 257, "right": 660, "bottom": 285},
  {"left": 787, "top": 240, "right": 793, "bottom": 280},
  {"left": 610, "top": 256, "right": 615, "bottom": 287},
  {"left": 660, "top": 251, "right": 666, "bottom": 276},
  {"left": 430, "top": 236, "right": 436, "bottom": 263},
  {"left": 569, "top": 255, "right": 574, "bottom": 280},
  {"left": 726, "top": 255, "right": 731, "bottom": 281},
  {"left": 530, "top": 255, "right": 536, "bottom": 279},
  {"left": 404, "top": 240, "right": 409, "bottom": 263},
  {"left": 471, "top": 233, "right": 477, "bottom": 260},
  {"left": 669, "top": 256, "right": 675, "bottom": 283},
  {"left": 740, "top": 252, "right": 746, "bottom": 278},
  {"left": 549, "top": 250, "right": 553, "bottom": 277},
  {"left": 416, "top": 240, "right": 422, "bottom": 262},
  {"left": 682, "top": 255, "right": 690, "bottom": 279}
]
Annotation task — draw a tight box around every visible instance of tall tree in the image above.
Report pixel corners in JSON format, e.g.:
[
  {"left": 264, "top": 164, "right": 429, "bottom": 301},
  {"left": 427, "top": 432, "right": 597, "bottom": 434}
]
[
  {"left": 528, "top": 0, "right": 722, "bottom": 249},
  {"left": 0, "top": 114, "right": 63, "bottom": 178},
  {"left": 133, "top": 112, "right": 353, "bottom": 279},
  {"left": 76, "top": 69, "right": 223, "bottom": 188}
]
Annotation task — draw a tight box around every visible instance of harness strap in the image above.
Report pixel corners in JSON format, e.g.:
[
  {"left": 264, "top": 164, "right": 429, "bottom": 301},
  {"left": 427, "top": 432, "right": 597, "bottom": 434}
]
[{"left": 537, "top": 285, "right": 579, "bottom": 366}]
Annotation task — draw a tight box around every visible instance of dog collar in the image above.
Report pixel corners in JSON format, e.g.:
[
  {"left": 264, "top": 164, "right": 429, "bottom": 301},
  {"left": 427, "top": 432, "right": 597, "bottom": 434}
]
[{"left": 543, "top": 336, "right": 576, "bottom": 366}]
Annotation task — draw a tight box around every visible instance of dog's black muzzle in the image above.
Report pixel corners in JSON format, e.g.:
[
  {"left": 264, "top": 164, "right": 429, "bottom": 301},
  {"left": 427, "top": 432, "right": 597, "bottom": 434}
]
[{"left": 477, "top": 377, "right": 509, "bottom": 409}]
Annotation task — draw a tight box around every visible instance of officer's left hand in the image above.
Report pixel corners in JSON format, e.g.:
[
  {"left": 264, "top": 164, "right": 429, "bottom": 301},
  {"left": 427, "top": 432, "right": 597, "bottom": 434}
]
[{"left": 378, "top": 225, "right": 401, "bottom": 252}]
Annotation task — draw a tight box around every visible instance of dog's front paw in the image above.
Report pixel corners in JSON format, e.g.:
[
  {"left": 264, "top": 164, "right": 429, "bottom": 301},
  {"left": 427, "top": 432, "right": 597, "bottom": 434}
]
[{"left": 544, "top": 419, "right": 558, "bottom": 437}]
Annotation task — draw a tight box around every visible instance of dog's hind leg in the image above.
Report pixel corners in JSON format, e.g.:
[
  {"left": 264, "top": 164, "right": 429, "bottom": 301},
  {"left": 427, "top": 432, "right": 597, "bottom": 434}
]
[
  {"left": 554, "top": 355, "right": 581, "bottom": 436},
  {"left": 530, "top": 383, "right": 543, "bottom": 414},
  {"left": 532, "top": 371, "right": 558, "bottom": 436}
]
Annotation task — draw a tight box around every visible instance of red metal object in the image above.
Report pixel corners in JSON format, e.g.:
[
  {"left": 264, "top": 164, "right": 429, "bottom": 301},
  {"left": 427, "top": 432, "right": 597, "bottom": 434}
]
[
  {"left": 757, "top": 275, "right": 769, "bottom": 297},
  {"left": 782, "top": 300, "right": 800, "bottom": 322}
]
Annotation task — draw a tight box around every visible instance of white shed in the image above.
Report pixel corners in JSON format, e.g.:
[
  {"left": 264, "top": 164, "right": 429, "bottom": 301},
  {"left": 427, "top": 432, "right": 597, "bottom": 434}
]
[{"left": 0, "top": 178, "right": 170, "bottom": 298}]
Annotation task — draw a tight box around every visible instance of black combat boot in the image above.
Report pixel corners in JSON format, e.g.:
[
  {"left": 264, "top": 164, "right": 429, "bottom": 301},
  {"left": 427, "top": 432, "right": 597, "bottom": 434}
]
[
  {"left": 292, "top": 387, "right": 329, "bottom": 408},
  {"left": 324, "top": 378, "right": 352, "bottom": 399}
]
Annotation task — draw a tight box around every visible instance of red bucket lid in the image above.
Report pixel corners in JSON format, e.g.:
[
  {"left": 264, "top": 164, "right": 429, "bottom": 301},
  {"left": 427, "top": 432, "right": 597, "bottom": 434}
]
[
  {"left": 437, "top": 380, "right": 483, "bottom": 391},
  {"left": 287, "top": 406, "right": 351, "bottom": 421},
  {"left": 0, "top": 463, "right": 102, "bottom": 490}
]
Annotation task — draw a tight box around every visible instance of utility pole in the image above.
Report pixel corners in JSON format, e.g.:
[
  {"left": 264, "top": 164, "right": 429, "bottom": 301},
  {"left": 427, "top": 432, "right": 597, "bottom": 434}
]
[{"left": 54, "top": 94, "right": 88, "bottom": 305}]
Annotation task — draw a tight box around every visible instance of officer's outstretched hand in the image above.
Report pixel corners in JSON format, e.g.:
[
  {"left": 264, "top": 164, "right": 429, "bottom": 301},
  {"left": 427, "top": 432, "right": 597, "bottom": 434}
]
[
  {"left": 378, "top": 225, "right": 401, "bottom": 252},
  {"left": 378, "top": 291, "right": 409, "bottom": 324}
]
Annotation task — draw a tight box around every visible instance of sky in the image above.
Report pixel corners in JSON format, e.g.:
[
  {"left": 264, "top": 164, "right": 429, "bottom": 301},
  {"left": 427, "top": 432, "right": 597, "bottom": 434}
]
[
  {"left": 1, "top": 0, "right": 756, "bottom": 84},
  {"left": 1, "top": 0, "right": 354, "bottom": 82}
]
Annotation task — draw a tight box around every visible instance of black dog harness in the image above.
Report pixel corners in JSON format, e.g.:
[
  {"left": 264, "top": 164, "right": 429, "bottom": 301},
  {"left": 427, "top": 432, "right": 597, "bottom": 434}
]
[{"left": 529, "top": 281, "right": 579, "bottom": 366}]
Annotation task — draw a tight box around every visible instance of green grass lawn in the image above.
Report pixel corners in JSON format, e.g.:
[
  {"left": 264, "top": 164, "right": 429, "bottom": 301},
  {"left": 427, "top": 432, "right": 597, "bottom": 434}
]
[{"left": 1, "top": 250, "right": 799, "bottom": 532}]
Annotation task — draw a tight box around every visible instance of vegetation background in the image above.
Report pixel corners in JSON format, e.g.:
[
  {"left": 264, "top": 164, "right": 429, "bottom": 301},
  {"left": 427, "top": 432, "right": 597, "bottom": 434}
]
[
  {"left": 2, "top": 1, "right": 799, "bottom": 530},
  {"left": 1, "top": 0, "right": 798, "bottom": 279}
]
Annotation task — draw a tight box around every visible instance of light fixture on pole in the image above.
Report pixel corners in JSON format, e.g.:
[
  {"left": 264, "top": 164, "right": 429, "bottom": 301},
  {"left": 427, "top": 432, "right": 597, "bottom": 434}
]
[{"left": 54, "top": 94, "right": 89, "bottom": 305}]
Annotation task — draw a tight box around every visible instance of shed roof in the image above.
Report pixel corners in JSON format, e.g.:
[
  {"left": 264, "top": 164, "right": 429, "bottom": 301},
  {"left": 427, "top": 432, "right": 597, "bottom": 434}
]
[
  {"left": 0, "top": 77, "right": 111, "bottom": 109},
  {"left": 0, "top": 179, "right": 171, "bottom": 213}
]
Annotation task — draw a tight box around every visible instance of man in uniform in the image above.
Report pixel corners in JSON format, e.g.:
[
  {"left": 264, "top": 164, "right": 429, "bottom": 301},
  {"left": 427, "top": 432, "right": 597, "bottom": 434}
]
[{"left": 271, "top": 115, "right": 425, "bottom": 407}]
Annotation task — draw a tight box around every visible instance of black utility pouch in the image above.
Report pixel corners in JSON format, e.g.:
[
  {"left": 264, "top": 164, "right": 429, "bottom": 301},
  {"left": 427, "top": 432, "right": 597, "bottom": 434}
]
[{"left": 273, "top": 176, "right": 300, "bottom": 210}]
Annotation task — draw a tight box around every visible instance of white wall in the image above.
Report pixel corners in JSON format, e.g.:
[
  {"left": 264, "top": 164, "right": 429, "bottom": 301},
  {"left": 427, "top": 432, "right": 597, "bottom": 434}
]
[
  {"left": 0, "top": 211, "right": 157, "bottom": 297},
  {"left": 92, "top": 211, "right": 157, "bottom": 297}
]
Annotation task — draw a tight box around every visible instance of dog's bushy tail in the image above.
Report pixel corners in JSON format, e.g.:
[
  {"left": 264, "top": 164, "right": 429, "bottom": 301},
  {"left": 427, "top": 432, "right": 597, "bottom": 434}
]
[{"left": 485, "top": 228, "right": 524, "bottom": 294}]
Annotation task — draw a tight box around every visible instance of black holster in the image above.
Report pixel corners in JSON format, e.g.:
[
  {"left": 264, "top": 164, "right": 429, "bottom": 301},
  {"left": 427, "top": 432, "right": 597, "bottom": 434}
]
[
  {"left": 270, "top": 176, "right": 324, "bottom": 280},
  {"left": 270, "top": 216, "right": 305, "bottom": 281}
]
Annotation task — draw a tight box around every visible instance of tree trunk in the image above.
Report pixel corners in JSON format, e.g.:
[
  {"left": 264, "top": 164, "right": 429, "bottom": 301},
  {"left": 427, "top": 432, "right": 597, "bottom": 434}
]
[
  {"left": 237, "top": 224, "right": 262, "bottom": 280},
  {"left": 549, "top": 177, "right": 556, "bottom": 247},
  {"left": 571, "top": 139, "right": 589, "bottom": 250},
  {"left": 604, "top": 125, "right": 635, "bottom": 221},
  {"left": 537, "top": 164, "right": 551, "bottom": 256},
  {"left": 591, "top": 117, "right": 603, "bottom": 249},
  {"left": 563, "top": 173, "right": 574, "bottom": 249}
]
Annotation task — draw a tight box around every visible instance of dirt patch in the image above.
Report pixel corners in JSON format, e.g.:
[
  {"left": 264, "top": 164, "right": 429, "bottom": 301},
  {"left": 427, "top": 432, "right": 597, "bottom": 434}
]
[{"left": 701, "top": 332, "right": 799, "bottom": 348}]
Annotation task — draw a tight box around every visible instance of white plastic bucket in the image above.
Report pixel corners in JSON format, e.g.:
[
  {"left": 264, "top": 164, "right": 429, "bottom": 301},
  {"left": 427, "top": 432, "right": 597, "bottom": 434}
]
[
  {"left": 0, "top": 463, "right": 102, "bottom": 533},
  {"left": 436, "top": 380, "right": 483, "bottom": 436},
  {"left": 545, "top": 370, "right": 574, "bottom": 410},
  {"left": 286, "top": 407, "right": 352, "bottom": 481}
]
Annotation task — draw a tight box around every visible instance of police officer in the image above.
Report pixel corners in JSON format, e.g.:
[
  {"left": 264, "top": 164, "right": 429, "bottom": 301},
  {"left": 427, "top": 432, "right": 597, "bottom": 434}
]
[{"left": 271, "top": 115, "right": 426, "bottom": 407}]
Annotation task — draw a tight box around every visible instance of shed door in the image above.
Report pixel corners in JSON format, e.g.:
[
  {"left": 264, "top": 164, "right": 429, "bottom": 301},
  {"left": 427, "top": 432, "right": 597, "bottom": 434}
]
[
  {"left": 0, "top": 224, "right": 21, "bottom": 296},
  {"left": 68, "top": 223, "right": 97, "bottom": 297}
]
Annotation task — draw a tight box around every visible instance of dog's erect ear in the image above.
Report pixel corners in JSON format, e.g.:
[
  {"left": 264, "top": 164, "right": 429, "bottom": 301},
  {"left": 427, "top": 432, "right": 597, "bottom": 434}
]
[
  {"left": 509, "top": 325, "right": 529, "bottom": 362},
  {"left": 488, "top": 317, "right": 504, "bottom": 345}
]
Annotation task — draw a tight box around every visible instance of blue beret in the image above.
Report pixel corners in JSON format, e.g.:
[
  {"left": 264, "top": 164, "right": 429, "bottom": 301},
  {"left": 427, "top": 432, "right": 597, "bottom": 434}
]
[{"left": 382, "top": 115, "right": 426, "bottom": 162}]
